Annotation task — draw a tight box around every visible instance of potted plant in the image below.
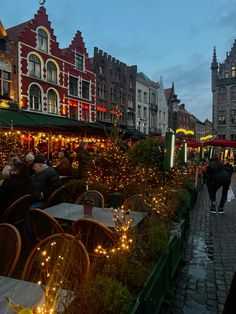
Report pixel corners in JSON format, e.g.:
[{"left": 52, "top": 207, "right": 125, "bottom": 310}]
[{"left": 83, "top": 197, "right": 95, "bottom": 216}]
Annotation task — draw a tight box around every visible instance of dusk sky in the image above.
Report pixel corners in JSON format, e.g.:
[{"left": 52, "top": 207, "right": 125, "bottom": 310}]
[{"left": 1, "top": 0, "right": 235, "bottom": 122}]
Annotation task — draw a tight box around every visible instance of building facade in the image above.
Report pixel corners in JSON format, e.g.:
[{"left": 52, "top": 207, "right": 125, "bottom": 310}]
[
  {"left": 165, "top": 83, "right": 181, "bottom": 132},
  {"left": 93, "top": 47, "right": 137, "bottom": 127},
  {"left": 136, "top": 72, "right": 150, "bottom": 134},
  {"left": 1, "top": 6, "right": 96, "bottom": 122},
  {"left": 211, "top": 44, "right": 236, "bottom": 140}
]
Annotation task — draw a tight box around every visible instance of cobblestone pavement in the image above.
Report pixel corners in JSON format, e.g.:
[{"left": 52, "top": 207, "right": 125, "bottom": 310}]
[{"left": 172, "top": 174, "right": 236, "bottom": 314}]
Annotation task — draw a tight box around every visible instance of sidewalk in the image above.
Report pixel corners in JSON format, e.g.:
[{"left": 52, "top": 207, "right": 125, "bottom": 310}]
[{"left": 172, "top": 173, "right": 236, "bottom": 314}]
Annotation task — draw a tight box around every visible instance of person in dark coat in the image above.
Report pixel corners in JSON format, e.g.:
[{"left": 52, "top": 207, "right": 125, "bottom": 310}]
[
  {"left": 206, "top": 157, "right": 231, "bottom": 214},
  {"left": 0, "top": 160, "right": 32, "bottom": 217},
  {"left": 55, "top": 149, "right": 72, "bottom": 176},
  {"left": 31, "top": 154, "right": 62, "bottom": 208}
]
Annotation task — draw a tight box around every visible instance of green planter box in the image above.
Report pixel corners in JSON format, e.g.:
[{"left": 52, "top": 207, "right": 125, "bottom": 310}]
[{"left": 131, "top": 235, "right": 182, "bottom": 314}]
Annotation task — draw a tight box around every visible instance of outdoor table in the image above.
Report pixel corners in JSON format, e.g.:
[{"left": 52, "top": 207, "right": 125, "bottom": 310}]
[
  {"left": 44, "top": 202, "right": 147, "bottom": 228},
  {"left": 0, "top": 276, "right": 45, "bottom": 313}
]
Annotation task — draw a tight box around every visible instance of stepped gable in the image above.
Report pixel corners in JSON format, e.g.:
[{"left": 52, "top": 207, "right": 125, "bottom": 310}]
[
  {"left": 68, "top": 30, "right": 88, "bottom": 56},
  {"left": 7, "top": 6, "right": 60, "bottom": 52}
]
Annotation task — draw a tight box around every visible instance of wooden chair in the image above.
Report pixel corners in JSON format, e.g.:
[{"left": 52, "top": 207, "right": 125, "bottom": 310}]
[
  {"left": 75, "top": 190, "right": 105, "bottom": 208},
  {"left": 122, "top": 194, "right": 152, "bottom": 212},
  {"left": 29, "top": 208, "right": 64, "bottom": 244},
  {"left": 21, "top": 233, "right": 90, "bottom": 291},
  {"left": 72, "top": 218, "right": 115, "bottom": 255},
  {"left": 0, "top": 223, "right": 21, "bottom": 276},
  {"left": 43, "top": 185, "right": 67, "bottom": 209}
]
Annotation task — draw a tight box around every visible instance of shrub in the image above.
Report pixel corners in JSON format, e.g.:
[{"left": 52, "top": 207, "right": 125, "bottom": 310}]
[{"left": 65, "top": 275, "right": 134, "bottom": 314}]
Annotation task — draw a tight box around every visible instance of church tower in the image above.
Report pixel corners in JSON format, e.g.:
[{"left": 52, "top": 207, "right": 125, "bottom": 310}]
[{"left": 211, "top": 42, "right": 236, "bottom": 140}]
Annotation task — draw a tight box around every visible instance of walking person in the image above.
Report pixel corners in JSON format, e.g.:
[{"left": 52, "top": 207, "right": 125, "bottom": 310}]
[{"left": 206, "top": 156, "right": 231, "bottom": 214}]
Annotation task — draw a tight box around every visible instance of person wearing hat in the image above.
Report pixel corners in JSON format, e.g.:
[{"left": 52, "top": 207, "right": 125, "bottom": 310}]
[
  {"left": 0, "top": 160, "right": 32, "bottom": 217},
  {"left": 31, "top": 154, "right": 62, "bottom": 208}
]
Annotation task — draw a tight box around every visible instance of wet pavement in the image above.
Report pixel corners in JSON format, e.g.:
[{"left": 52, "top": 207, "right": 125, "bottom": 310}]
[{"left": 172, "top": 173, "right": 236, "bottom": 314}]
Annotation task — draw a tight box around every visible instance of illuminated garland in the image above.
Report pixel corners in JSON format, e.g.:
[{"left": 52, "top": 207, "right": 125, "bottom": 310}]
[{"left": 94, "top": 207, "right": 133, "bottom": 258}]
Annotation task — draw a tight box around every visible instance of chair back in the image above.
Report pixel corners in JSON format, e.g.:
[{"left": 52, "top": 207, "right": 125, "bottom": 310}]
[
  {"left": 72, "top": 218, "right": 115, "bottom": 254},
  {"left": 122, "top": 194, "right": 152, "bottom": 212},
  {"left": 76, "top": 190, "right": 104, "bottom": 208},
  {"left": 0, "top": 194, "right": 33, "bottom": 226},
  {"left": 0, "top": 223, "right": 21, "bottom": 276},
  {"left": 29, "top": 208, "right": 64, "bottom": 243},
  {"left": 21, "top": 233, "right": 90, "bottom": 291},
  {"left": 43, "top": 185, "right": 67, "bottom": 209}
]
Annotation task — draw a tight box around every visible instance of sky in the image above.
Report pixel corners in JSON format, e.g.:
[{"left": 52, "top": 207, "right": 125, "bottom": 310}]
[{"left": 1, "top": 0, "right": 236, "bottom": 122}]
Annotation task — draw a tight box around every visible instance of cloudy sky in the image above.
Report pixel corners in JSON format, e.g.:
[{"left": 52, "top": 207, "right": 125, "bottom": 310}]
[{"left": 1, "top": 0, "right": 236, "bottom": 121}]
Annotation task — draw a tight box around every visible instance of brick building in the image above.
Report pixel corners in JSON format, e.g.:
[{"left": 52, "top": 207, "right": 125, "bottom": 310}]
[
  {"left": 0, "top": 6, "right": 96, "bottom": 122},
  {"left": 93, "top": 47, "right": 137, "bottom": 126}
]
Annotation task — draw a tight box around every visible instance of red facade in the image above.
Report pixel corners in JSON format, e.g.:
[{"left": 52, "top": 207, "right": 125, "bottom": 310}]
[{"left": 7, "top": 6, "right": 96, "bottom": 122}]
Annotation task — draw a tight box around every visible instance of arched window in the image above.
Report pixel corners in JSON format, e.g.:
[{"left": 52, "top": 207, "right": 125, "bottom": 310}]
[
  {"left": 232, "top": 65, "right": 236, "bottom": 77},
  {"left": 47, "top": 61, "right": 57, "bottom": 83},
  {"left": 38, "top": 29, "right": 48, "bottom": 53},
  {"left": 29, "top": 85, "right": 42, "bottom": 111},
  {"left": 47, "top": 89, "right": 58, "bottom": 114},
  {"left": 217, "top": 87, "right": 227, "bottom": 102},
  {"left": 230, "top": 86, "right": 236, "bottom": 100},
  {"left": 29, "top": 54, "right": 41, "bottom": 78}
]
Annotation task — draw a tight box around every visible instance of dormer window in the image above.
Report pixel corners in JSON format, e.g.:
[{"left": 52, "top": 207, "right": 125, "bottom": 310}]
[
  {"left": 38, "top": 29, "right": 48, "bottom": 53},
  {"left": 75, "top": 53, "right": 84, "bottom": 71}
]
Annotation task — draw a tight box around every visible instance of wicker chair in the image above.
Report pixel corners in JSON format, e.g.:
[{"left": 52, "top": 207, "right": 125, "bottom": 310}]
[
  {"left": 29, "top": 208, "right": 64, "bottom": 244},
  {"left": 0, "top": 194, "right": 33, "bottom": 225},
  {"left": 0, "top": 223, "right": 21, "bottom": 276},
  {"left": 0, "top": 194, "right": 33, "bottom": 248},
  {"left": 76, "top": 190, "right": 104, "bottom": 208},
  {"left": 72, "top": 218, "right": 115, "bottom": 255},
  {"left": 21, "top": 233, "right": 90, "bottom": 291},
  {"left": 43, "top": 185, "right": 67, "bottom": 209},
  {"left": 122, "top": 194, "right": 152, "bottom": 212}
]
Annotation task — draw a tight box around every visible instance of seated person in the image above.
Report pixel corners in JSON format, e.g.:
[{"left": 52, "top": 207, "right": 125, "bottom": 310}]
[
  {"left": 32, "top": 154, "right": 62, "bottom": 208},
  {"left": 0, "top": 160, "right": 32, "bottom": 217},
  {"left": 2, "top": 152, "right": 19, "bottom": 178},
  {"left": 56, "top": 149, "right": 72, "bottom": 176},
  {"left": 25, "top": 152, "right": 35, "bottom": 175}
]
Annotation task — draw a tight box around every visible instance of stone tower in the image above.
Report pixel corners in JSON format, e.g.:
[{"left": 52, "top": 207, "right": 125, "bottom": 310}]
[{"left": 211, "top": 42, "right": 236, "bottom": 140}]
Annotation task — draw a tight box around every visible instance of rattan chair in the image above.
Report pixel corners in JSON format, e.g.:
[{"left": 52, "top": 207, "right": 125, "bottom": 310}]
[
  {"left": 29, "top": 208, "right": 65, "bottom": 244},
  {"left": 21, "top": 233, "right": 90, "bottom": 291},
  {"left": 43, "top": 185, "right": 67, "bottom": 209},
  {"left": 0, "top": 223, "right": 21, "bottom": 276},
  {"left": 0, "top": 194, "right": 33, "bottom": 225},
  {"left": 72, "top": 218, "right": 115, "bottom": 255},
  {"left": 0, "top": 194, "right": 33, "bottom": 248},
  {"left": 122, "top": 194, "right": 152, "bottom": 212},
  {"left": 75, "top": 190, "right": 104, "bottom": 208}
]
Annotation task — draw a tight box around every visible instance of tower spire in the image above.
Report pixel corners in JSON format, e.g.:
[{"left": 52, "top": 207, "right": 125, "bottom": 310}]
[{"left": 211, "top": 46, "right": 218, "bottom": 69}]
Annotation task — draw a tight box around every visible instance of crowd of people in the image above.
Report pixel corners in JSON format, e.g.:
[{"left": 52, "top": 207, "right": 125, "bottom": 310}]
[{"left": 0, "top": 149, "right": 75, "bottom": 216}]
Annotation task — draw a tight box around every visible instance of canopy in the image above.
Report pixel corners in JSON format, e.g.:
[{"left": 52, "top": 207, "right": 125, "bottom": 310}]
[
  {"left": 176, "top": 139, "right": 201, "bottom": 148},
  {"left": 203, "top": 138, "right": 236, "bottom": 148}
]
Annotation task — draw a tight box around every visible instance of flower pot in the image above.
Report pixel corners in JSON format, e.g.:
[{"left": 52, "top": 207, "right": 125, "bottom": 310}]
[{"left": 83, "top": 204, "right": 93, "bottom": 216}]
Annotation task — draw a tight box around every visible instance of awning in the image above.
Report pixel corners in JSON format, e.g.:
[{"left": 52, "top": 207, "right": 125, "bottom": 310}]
[
  {"left": 203, "top": 138, "right": 236, "bottom": 148},
  {"left": 0, "top": 108, "right": 35, "bottom": 127},
  {"left": 176, "top": 139, "right": 201, "bottom": 148}
]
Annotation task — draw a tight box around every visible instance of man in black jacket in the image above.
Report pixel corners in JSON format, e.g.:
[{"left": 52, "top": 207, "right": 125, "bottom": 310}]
[
  {"left": 206, "top": 157, "right": 231, "bottom": 214},
  {"left": 32, "top": 154, "right": 61, "bottom": 208}
]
